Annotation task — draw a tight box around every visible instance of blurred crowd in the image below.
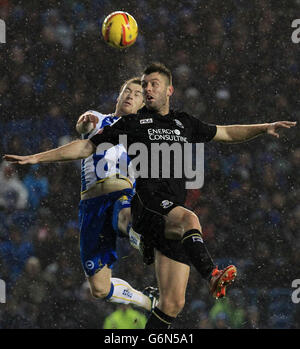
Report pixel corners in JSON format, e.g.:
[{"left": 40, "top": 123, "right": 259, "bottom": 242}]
[{"left": 0, "top": 0, "right": 299, "bottom": 329}]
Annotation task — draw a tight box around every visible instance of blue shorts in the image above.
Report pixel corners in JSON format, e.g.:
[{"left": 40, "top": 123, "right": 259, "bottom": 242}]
[{"left": 79, "top": 188, "right": 134, "bottom": 277}]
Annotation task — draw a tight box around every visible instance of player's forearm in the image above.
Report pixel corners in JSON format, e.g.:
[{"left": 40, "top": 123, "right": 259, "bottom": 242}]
[
  {"left": 215, "top": 124, "right": 269, "bottom": 143},
  {"left": 33, "top": 139, "right": 94, "bottom": 163}
]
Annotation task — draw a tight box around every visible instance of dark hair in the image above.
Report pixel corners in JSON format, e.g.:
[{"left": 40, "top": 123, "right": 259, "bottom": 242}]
[
  {"left": 119, "top": 76, "right": 141, "bottom": 93},
  {"left": 143, "top": 62, "right": 172, "bottom": 85}
]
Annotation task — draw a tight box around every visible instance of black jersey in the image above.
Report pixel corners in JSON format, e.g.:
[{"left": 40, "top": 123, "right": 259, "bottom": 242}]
[{"left": 90, "top": 106, "right": 217, "bottom": 205}]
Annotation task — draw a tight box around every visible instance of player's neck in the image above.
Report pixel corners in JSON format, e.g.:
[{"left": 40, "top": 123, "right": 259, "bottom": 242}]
[
  {"left": 160, "top": 97, "right": 171, "bottom": 116},
  {"left": 158, "top": 107, "right": 169, "bottom": 116},
  {"left": 113, "top": 109, "right": 123, "bottom": 117},
  {"left": 148, "top": 102, "right": 170, "bottom": 116}
]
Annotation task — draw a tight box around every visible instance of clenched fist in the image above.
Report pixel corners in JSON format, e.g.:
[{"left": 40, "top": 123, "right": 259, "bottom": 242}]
[{"left": 76, "top": 112, "right": 99, "bottom": 134}]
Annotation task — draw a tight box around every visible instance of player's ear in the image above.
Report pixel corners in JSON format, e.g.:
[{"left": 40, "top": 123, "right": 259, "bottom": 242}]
[{"left": 167, "top": 85, "right": 174, "bottom": 97}]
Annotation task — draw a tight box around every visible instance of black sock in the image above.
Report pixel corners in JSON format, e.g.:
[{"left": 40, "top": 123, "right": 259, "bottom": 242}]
[
  {"left": 181, "top": 229, "right": 215, "bottom": 280},
  {"left": 145, "top": 307, "right": 176, "bottom": 329}
]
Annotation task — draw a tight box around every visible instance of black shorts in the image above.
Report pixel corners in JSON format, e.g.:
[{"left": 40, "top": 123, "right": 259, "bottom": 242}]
[{"left": 131, "top": 191, "right": 190, "bottom": 266}]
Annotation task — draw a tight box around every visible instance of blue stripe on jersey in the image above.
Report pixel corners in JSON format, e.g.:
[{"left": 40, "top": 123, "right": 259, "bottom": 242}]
[
  {"left": 92, "top": 153, "right": 106, "bottom": 181},
  {"left": 80, "top": 112, "right": 123, "bottom": 192},
  {"left": 81, "top": 130, "right": 92, "bottom": 192},
  {"left": 91, "top": 111, "right": 115, "bottom": 181},
  {"left": 81, "top": 132, "right": 91, "bottom": 192},
  {"left": 81, "top": 159, "right": 87, "bottom": 192}
]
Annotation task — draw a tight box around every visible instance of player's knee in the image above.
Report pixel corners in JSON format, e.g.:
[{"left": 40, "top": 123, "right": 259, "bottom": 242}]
[
  {"left": 165, "top": 209, "right": 201, "bottom": 239},
  {"left": 160, "top": 295, "right": 185, "bottom": 317},
  {"left": 89, "top": 281, "right": 111, "bottom": 299},
  {"left": 118, "top": 208, "right": 131, "bottom": 234},
  {"left": 182, "top": 211, "right": 201, "bottom": 232},
  {"left": 119, "top": 208, "right": 130, "bottom": 226}
]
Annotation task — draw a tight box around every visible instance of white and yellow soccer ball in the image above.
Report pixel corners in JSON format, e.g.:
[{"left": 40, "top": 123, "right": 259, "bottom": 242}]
[{"left": 102, "top": 11, "right": 138, "bottom": 49}]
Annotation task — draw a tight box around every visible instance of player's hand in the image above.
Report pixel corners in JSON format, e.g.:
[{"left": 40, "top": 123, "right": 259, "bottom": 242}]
[
  {"left": 266, "top": 121, "right": 297, "bottom": 138},
  {"left": 77, "top": 112, "right": 99, "bottom": 129},
  {"left": 2, "top": 154, "right": 38, "bottom": 165}
]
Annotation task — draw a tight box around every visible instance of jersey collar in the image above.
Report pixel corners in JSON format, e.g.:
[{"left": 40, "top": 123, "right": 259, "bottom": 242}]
[{"left": 138, "top": 106, "right": 174, "bottom": 119}]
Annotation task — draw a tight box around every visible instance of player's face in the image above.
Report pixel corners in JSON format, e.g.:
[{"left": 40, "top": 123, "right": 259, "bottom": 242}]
[
  {"left": 117, "top": 82, "right": 144, "bottom": 115},
  {"left": 141, "top": 72, "right": 173, "bottom": 113}
]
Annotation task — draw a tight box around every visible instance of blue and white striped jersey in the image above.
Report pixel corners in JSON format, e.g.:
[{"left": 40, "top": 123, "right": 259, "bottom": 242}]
[{"left": 80, "top": 110, "right": 135, "bottom": 193}]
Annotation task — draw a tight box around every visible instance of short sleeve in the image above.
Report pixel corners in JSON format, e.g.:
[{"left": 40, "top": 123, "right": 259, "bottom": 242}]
[{"left": 189, "top": 116, "right": 217, "bottom": 143}]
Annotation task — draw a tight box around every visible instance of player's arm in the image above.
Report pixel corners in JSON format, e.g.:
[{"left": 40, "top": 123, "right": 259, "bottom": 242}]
[
  {"left": 213, "top": 121, "right": 297, "bottom": 143},
  {"left": 89, "top": 116, "right": 127, "bottom": 147},
  {"left": 76, "top": 112, "right": 99, "bottom": 135},
  {"left": 3, "top": 139, "right": 95, "bottom": 165}
]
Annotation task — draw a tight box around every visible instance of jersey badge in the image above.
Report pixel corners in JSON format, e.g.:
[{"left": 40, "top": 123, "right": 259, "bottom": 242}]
[
  {"left": 174, "top": 119, "right": 184, "bottom": 129},
  {"left": 160, "top": 200, "right": 174, "bottom": 209},
  {"left": 140, "top": 118, "right": 153, "bottom": 124}
]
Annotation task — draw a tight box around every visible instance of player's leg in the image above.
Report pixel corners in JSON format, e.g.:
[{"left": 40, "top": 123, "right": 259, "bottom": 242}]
[
  {"left": 112, "top": 190, "right": 145, "bottom": 254},
  {"left": 165, "top": 205, "right": 202, "bottom": 238},
  {"left": 112, "top": 189, "right": 134, "bottom": 236},
  {"left": 87, "top": 264, "right": 112, "bottom": 298},
  {"left": 116, "top": 206, "right": 131, "bottom": 235},
  {"left": 164, "top": 205, "right": 214, "bottom": 279},
  {"left": 165, "top": 206, "right": 237, "bottom": 298},
  {"left": 145, "top": 250, "right": 190, "bottom": 329},
  {"left": 88, "top": 266, "right": 154, "bottom": 311},
  {"left": 79, "top": 193, "right": 155, "bottom": 311}
]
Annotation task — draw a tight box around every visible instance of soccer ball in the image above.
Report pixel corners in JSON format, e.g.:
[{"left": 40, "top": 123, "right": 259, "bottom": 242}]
[{"left": 102, "top": 11, "right": 138, "bottom": 49}]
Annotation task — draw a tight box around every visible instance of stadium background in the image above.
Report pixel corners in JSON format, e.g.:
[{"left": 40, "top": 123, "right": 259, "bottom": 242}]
[{"left": 0, "top": 0, "right": 299, "bottom": 328}]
